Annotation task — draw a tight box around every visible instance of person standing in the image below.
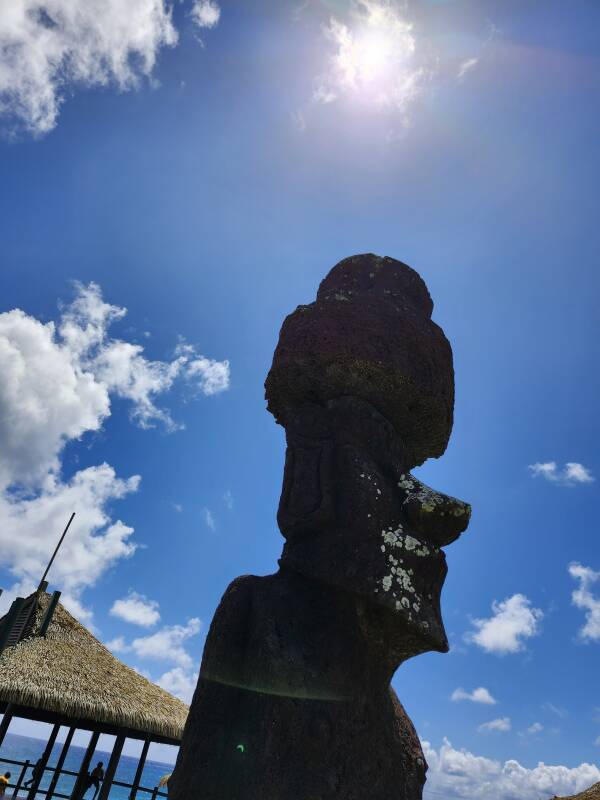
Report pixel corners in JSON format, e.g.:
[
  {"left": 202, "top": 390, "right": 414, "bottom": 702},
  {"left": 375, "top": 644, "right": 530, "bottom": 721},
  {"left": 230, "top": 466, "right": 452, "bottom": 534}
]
[
  {"left": 83, "top": 762, "right": 104, "bottom": 800},
  {"left": 24, "top": 759, "right": 44, "bottom": 787},
  {"left": 0, "top": 772, "right": 11, "bottom": 798}
]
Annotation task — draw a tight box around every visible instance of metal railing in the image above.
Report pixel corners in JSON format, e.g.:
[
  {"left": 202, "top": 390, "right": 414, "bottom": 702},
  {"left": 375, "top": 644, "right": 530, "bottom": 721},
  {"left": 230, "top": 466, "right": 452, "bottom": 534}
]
[{"left": 0, "top": 756, "right": 168, "bottom": 800}]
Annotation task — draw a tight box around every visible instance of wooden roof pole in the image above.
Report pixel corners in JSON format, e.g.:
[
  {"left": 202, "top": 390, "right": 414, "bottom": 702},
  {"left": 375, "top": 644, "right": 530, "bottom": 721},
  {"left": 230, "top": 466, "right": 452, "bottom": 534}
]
[
  {"left": 39, "top": 513, "right": 75, "bottom": 590},
  {"left": 97, "top": 733, "right": 125, "bottom": 800},
  {"left": 70, "top": 731, "right": 100, "bottom": 800},
  {"left": 0, "top": 703, "right": 14, "bottom": 748},
  {"left": 26, "top": 722, "right": 60, "bottom": 800},
  {"left": 46, "top": 726, "right": 76, "bottom": 800},
  {"left": 129, "top": 737, "right": 151, "bottom": 800}
]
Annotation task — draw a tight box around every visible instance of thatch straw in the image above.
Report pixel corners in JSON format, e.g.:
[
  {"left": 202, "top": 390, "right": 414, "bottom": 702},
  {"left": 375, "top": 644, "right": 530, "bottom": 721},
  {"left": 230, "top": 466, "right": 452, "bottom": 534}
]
[{"left": 0, "top": 594, "right": 188, "bottom": 742}]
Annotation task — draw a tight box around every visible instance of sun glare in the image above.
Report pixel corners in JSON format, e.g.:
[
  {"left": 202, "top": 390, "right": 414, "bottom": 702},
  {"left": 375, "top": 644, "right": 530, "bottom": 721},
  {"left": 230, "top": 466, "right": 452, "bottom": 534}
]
[{"left": 321, "top": 2, "right": 423, "bottom": 113}]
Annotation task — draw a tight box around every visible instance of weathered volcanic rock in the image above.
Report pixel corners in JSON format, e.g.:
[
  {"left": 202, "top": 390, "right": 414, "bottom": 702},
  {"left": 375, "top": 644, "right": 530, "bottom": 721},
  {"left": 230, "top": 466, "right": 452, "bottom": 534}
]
[
  {"left": 170, "top": 253, "right": 471, "bottom": 800},
  {"left": 265, "top": 253, "right": 454, "bottom": 467}
]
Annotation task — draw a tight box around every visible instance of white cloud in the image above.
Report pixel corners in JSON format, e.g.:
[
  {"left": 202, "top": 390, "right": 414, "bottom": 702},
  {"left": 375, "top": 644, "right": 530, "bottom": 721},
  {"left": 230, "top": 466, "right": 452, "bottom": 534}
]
[
  {"left": 0, "top": 282, "right": 229, "bottom": 618},
  {"left": 156, "top": 667, "right": 198, "bottom": 704},
  {"left": 223, "top": 490, "right": 234, "bottom": 511},
  {"left": 130, "top": 618, "right": 201, "bottom": 668},
  {"left": 528, "top": 461, "right": 594, "bottom": 486},
  {"left": 451, "top": 687, "right": 497, "bottom": 705},
  {"left": 110, "top": 591, "right": 160, "bottom": 627},
  {"left": 543, "top": 702, "right": 568, "bottom": 719},
  {"left": 184, "top": 352, "right": 230, "bottom": 396},
  {"left": 525, "top": 722, "right": 544, "bottom": 735},
  {"left": 190, "top": 1, "right": 220, "bottom": 29},
  {"left": 0, "top": 464, "right": 139, "bottom": 619},
  {"left": 203, "top": 507, "right": 216, "bottom": 531},
  {"left": 173, "top": 503, "right": 183, "bottom": 513},
  {"left": 467, "top": 594, "right": 543, "bottom": 655},
  {"left": 478, "top": 718, "right": 511, "bottom": 733},
  {"left": 0, "top": 0, "right": 178, "bottom": 135},
  {"left": 105, "top": 636, "right": 128, "bottom": 653},
  {"left": 458, "top": 57, "right": 479, "bottom": 80},
  {"left": 314, "top": 1, "right": 430, "bottom": 117},
  {"left": 422, "top": 738, "right": 600, "bottom": 800},
  {"left": 569, "top": 563, "right": 600, "bottom": 642}
]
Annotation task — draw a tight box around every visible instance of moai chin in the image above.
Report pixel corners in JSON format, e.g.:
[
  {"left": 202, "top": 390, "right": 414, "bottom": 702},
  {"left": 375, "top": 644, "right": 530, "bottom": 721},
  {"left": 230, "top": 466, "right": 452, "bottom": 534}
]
[{"left": 170, "top": 254, "right": 471, "bottom": 800}]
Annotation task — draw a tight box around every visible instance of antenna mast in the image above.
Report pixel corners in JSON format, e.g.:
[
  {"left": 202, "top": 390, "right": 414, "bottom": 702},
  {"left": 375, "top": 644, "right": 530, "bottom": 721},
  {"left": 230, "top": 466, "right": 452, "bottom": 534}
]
[{"left": 39, "top": 512, "right": 75, "bottom": 590}]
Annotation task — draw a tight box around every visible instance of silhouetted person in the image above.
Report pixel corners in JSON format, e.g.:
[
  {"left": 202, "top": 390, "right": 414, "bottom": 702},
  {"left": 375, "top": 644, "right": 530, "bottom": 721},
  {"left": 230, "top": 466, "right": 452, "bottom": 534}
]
[
  {"left": 0, "top": 772, "right": 11, "bottom": 798},
  {"left": 24, "top": 758, "right": 43, "bottom": 787},
  {"left": 83, "top": 762, "right": 104, "bottom": 800}
]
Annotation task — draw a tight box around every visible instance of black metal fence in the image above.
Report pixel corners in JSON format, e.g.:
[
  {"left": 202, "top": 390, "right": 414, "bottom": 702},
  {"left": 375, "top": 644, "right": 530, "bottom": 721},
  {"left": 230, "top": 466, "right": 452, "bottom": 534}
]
[{"left": 0, "top": 756, "right": 168, "bottom": 800}]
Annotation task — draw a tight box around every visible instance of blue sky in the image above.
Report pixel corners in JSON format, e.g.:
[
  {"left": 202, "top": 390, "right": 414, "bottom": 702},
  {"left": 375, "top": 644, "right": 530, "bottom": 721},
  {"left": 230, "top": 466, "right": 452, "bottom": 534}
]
[{"left": 0, "top": 0, "right": 599, "bottom": 796}]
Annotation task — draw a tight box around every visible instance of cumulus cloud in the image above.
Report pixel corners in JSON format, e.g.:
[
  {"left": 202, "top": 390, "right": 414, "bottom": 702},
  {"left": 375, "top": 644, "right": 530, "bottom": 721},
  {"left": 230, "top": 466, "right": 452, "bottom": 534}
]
[
  {"left": 569, "top": 563, "right": 600, "bottom": 642},
  {"left": 129, "top": 618, "right": 202, "bottom": 668},
  {"left": 0, "top": 282, "right": 229, "bottom": 618},
  {"left": 0, "top": 464, "right": 139, "bottom": 619},
  {"left": 458, "top": 57, "right": 479, "bottom": 80},
  {"left": 110, "top": 591, "right": 161, "bottom": 627},
  {"left": 528, "top": 461, "right": 594, "bottom": 486},
  {"left": 467, "top": 594, "right": 543, "bottom": 655},
  {"left": 451, "top": 687, "right": 497, "bottom": 705},
  {"left": 190, "top": 0, "right": 221, "bottom": 29},
  {"left": 314, "top": 1, "right": 431, "bottom": 117},
  {"left": 0, "top": 0, "right": 178, "bottom": 135},
  {"left": 156, "top": 666, "right": 198, "bottom": 704},
  {"left": 422, "top": 738, "right": 600, "bottom": 800},
  {"left": 478, "top": 718, "right": 511, "bottom": 733}
]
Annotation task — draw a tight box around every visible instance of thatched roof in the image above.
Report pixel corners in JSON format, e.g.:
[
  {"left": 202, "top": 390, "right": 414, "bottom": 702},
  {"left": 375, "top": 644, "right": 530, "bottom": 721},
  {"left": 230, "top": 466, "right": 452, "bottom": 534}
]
[{"left": 0, "top": 592, "right": 189, "bottom": 743}]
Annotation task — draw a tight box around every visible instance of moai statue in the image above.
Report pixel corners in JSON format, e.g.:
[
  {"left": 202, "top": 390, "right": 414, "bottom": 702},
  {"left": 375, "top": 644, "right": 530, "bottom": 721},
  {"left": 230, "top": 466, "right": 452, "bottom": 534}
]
[{"left": 170, "top": 254, "right": 471, "bottom": 800}]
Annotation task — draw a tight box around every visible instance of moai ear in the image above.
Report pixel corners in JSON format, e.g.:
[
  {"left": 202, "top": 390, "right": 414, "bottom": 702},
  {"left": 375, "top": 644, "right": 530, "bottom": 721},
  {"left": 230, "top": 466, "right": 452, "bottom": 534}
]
[{"left": 276, "top": 405, "right": 334, "bottom": 538}]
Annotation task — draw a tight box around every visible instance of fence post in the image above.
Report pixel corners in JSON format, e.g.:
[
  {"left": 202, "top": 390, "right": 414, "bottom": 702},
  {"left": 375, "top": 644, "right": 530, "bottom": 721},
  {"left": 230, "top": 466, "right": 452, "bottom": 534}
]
[{"left": 12, "top": 759, "right": 30, "bottom": 799}]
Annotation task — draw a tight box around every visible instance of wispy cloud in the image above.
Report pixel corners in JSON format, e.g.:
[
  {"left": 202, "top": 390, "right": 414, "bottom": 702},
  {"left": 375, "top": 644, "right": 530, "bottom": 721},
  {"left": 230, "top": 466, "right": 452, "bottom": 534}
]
[
  {"left": 466, "top": 594, "right": 543, "bottom": 655},
  {"left": 457, "top": 57, "right": 479, "bottom": 80},
  {"left": 110, "top": 591, "right": 160, "bottom": 628},
  {"left": 525, "top": 722, "right": 543, "bottom": 735},
  {"left": 203, "top": 507, "right": 216, "bottom": 531},
  {"left": 451, "top": 687, "right": 497, "bottom": 705},
  {"left": 528, "top": 461, "right": 594, "bottom": 486},
  {"left": 478, "top": 717, "right": 511, "bottom": 733},
  {"left": 569, "top": 563, "right": 600, "bottom": 641},
  {"left": 223, "top": 490, "right": 234, "bottom": 511},
  {"left": 542, "top": 702, "right": 568, "bottom": 719}
]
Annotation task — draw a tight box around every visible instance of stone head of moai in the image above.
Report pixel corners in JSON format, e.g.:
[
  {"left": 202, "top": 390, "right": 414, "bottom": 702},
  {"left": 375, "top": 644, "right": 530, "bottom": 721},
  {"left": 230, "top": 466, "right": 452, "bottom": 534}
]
[{"left": 265, "top": 253, "right": 470, "bottom": 665}]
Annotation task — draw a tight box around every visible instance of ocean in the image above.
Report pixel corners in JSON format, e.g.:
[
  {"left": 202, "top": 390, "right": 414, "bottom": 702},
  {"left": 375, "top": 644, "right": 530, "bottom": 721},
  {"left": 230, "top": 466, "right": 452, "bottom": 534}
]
[{"left": 0, "top": 734, "right": 175, "bottom": 800}]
